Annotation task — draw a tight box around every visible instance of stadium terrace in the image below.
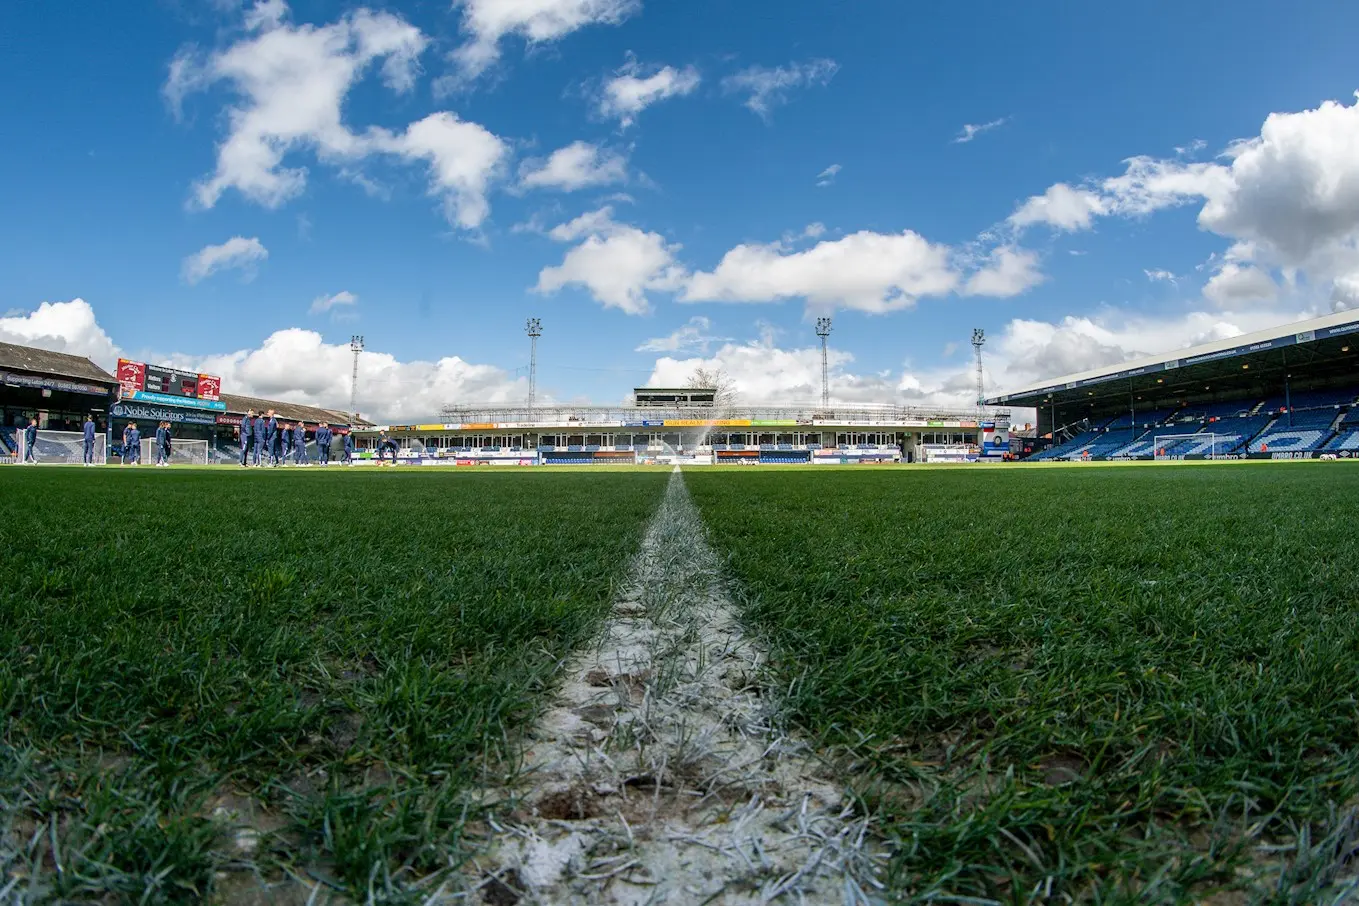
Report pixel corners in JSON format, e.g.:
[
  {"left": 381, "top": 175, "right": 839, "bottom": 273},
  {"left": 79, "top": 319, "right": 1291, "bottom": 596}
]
[
  {"left": 349, "top": 385, "right": 1012, "bottom": 465},
  {"left": 988, "top": 310, "right": 1359, "bottom": 462}
]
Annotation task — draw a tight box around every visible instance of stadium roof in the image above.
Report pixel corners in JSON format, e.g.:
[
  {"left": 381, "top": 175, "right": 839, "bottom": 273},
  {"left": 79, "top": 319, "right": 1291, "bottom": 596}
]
[
  {"left": 987, "top": 310, "right": 1359, "bottom": 409},
  {"left": 218, "top": 393, "right": 370, "bottom": 427},
  {"left": 0, "top": 341, "right": 117, "bottom": 386}
]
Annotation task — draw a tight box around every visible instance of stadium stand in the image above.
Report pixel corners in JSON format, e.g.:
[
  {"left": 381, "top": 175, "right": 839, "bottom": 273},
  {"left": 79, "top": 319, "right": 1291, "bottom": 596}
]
[
  {"left": 0, "top": 427, "right": 14, "bottom": 455},
  {"left": 989, "top": 311, "right": 1359, "bottom": 461}
]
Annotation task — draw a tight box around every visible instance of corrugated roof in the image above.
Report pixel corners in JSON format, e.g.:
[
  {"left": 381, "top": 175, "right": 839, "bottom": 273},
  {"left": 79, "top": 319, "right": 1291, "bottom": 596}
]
[
  {"left": 0, "top": 342, "right": 117, "bottom": 385},
  {"left": 218, "top": 392, "right": 371, "bottom": 426}
]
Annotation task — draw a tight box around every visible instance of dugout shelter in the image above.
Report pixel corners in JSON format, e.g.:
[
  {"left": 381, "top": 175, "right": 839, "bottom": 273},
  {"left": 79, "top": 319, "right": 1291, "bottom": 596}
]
[{"left": 989, "top": 310, "right": 1359, "bottom": 461}]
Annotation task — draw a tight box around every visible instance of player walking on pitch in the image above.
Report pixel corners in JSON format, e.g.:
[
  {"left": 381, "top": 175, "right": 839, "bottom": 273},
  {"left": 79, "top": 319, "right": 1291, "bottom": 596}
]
[
  {"left": 161, "top": 421, "right": 173, "bottom": 466},
  {"left": 343, "top": 430, "right": 354, "bottom": 465},
  {"left": 154, "top": 422, "right": 168, "bottom": 466},
  {"left": 293, "top": 421, "right": 308, "bottom": 466},
  {"left": 124, "top": 422, "right": 141, "bottom": 465},
  {"left": 22, "top": 417, "right": 38, "bottom": 464},
  {"left": 82, "top": 414, "right": 97, "bottom": 465},
  {"left": 264, "top": 410, "right": 278, "bottom": 466},
  {"left": 315, "top": 422, "right": 332, "bottom": 466},
  {"left": 239, "top": 410, "right": 254, "bottom": 467},
  {"left": 252, "top": 412, "right": 267, "bottom": 466}
]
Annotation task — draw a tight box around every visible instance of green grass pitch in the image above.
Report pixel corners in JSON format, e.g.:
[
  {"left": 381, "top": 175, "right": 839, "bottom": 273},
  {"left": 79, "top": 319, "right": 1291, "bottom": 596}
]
[{"left": 3, "top": 461, "right": 1359, "bottom": 902}]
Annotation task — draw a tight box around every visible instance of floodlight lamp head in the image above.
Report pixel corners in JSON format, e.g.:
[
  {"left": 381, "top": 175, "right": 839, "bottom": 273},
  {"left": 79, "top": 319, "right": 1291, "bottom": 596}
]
[
  {"left": 972, "top": 328, "right": 985, "bottom": 347},
  {"left": 350, "top": 335, "right": 364, "bottom": 351},
  {"left": 526, "top": 318, "right": 542, "bottom": 337},
  {"left": 815, "top": 317, "right": 833, "bottom": 337}
]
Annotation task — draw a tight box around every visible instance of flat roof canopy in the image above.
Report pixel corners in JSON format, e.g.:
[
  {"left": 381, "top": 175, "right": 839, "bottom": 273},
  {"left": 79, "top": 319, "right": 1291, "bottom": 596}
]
[{"left": 987, "top": 310, "right": 1359, "bottom": 413}]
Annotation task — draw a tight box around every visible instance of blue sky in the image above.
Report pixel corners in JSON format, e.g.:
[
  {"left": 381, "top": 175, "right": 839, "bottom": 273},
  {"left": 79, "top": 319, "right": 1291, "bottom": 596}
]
[{"left": 3, "top": 0, "right": 1359, "bottom": 419}]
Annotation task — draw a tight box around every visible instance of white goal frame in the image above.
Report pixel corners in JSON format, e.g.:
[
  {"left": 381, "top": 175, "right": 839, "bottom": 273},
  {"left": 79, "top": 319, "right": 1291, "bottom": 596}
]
[
  {"left": 140, "top": 438, "right": 209, "bottom": 466},
  {"left": 1153, "top": 432, "right": 1234, "bottom": 460},
  {"left": 16, "top": 430, "right": 108, "bottom": 465}
]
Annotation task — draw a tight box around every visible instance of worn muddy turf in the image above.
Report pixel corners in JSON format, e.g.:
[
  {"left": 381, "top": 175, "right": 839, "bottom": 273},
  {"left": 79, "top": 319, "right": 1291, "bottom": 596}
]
[
  {"left": 0, "top": 469, "right": 667, "bottom": 903},
  {"left": 686, "top": 462, "right": 1359, "bottom": 903}
]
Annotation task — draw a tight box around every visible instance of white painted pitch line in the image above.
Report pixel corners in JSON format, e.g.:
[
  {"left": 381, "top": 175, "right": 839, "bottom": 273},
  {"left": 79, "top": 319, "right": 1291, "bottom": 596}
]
[{"left": 470, "top": 469, "right": 886, "bottom": 905}]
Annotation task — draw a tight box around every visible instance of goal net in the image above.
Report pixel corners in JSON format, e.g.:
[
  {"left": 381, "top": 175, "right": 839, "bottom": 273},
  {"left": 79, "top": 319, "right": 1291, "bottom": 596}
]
[
  {"left": 16, "top": 430, "right": 107, "bottom": 465},
  {"left": 1152, "top": 432, "right": 1234, "bottom": 460},
  {"left": 140, "top": 438, "right": 209, "bottom": 466}
]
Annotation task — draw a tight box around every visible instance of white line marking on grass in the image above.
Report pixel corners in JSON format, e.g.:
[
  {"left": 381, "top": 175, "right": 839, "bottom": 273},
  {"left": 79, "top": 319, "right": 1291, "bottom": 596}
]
[{"left": 474, "top": 469, "right": 885, "bottom": 904}]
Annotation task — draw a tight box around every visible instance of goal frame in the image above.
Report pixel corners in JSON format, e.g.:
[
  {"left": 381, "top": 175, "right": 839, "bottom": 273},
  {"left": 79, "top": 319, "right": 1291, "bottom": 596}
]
[
  {"left": 140, "top": 437, "right": 210, "bottom": 466},
  {"left": 16, "top": 429, "right": 108, "bottom": 465},
  {"left": 1152, "top": 432, "right": 1234, "bottom": 460}
]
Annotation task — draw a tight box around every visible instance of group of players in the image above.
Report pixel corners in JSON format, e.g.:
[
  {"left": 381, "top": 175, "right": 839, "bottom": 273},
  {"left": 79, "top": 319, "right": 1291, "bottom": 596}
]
[
  {"left": 116, "top": 419, "right": 176, "bottom": 466},
  {"left": 237, "top": 408, "right": 353, "bottom": 467}
]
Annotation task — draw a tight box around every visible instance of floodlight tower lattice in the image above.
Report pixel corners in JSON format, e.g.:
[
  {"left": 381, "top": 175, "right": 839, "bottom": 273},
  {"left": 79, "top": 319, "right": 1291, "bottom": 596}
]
[
  {"left": 972, "top": 328, "right": 986, "bottom": 415},
  {"left": 525, "top": 318, "right": 542, "bottom": 411},
  {"left": 815, "top": 317, "right": 833, "bottom": 410},
  {"left": 349, "top": 335, "right": 364, "bottom": 420}
]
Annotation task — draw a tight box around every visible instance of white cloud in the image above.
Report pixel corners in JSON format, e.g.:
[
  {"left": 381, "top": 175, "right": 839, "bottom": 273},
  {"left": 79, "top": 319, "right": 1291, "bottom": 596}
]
[
  {"left": 170, "top": 3, "right": 430, "bottom": 210},
  {"left": 635, "top": 316, "right": 728, "bottom": 353},
  {"left": 448, "top": 0, "right": 639, "bottom": 86},
  {"left": 309, "top": 290, "right": 357, "bottom": 315},
  {"left": 535, "top": 207, "right": 686, "bottom": 315},
  {"left": 369, "top": 112, "right": 509, "bottom": 229},
  {"left": 640, "top": 301, "right": 1321, "bottom": 412},
  {"left": 1144, "top": 268, "right": 1178, "bottom": 284},
  {"left": 2, "top": 297, "right": 523, "bottom": 422},
  {"left": 1203, "top": 262, "right": 1278, "bottom": 307},
  {"left": 519, "top": 141, "right": 628, "bottom": 192},
  {"left": 182, "top": 236, "right": 268, "bottom": 284},
  {"left": 682, "top": 229, "right": 958, "bottom": 313},
  {"left": 816, "top": 163, "right": 841, "bottom": 187},
  {"left": 963, "top": 246, "right": 1044, "bottom": 297},
  {"left": 721, "top": 58, "right": 838, "bottom": 119},
  {"left": 598, "top": 54, "right": 700, "bottom": 127},
  {"left": 953, "top": 117, "right": 1008, "bottom": 144},
  {"left": 1007, "top": 93, "right": 1359, "bottom": 296},
  {"left": 0, "top": 299, "right": 120, "bottom": 367},
  {"left": 1009, "top": 183, "right": 1107, "bottom": 231},
  {"left": 1333, "top": 274, "right": 1359, "bottom": 311}
]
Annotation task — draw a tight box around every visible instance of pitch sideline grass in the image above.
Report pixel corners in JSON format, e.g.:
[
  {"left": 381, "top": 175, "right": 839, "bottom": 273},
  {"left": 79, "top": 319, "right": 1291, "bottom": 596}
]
[
  {"left": 0, "top": 468, "right": 667, "bottom": 903},
  {"left": 685, "top": 463, "right": 1359, "bottom": 902}
]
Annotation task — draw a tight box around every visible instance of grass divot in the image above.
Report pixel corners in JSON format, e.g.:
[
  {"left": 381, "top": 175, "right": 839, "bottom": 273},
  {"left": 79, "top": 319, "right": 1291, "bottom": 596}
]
[{"left": 475, "top": 468, "right": 884, "bottom": 905}]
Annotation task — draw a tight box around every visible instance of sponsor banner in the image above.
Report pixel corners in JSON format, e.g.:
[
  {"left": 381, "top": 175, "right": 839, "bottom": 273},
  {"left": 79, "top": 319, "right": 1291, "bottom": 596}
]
[
  {"left": 127, "top": 390, "right": 227, "bottom": 411},
  {"left": 116, "top": 358, "right": 145, "bottom": 395},
  {"left": 197, "top": 374, "right": 220, "bottom": 401},
  {"left": 624, "top": 419, "right": 666, "bottom": 427},
  {"left": 111, "top": 402, "right": 218, "bottom": 425},
  {"left": 0, "top": 370, "right": 110, "bottom": 396},
  {"left": 749, "top": 419, "right": 796, "bottom": 427}
]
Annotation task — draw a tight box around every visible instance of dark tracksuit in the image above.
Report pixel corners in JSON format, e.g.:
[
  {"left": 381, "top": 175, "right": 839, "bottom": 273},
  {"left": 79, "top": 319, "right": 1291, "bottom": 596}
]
[
  {"left": 162, "top": 426, "right": 173, "bottom": 462},
  {"left": 380, "top": 437, "right": 398, "bottom": 463},
  {"left": 343, "top": 433, "right": 354, "bottom": 463},
  {"left": 239, "top": 420, "right": 253, "bottom": 466},
  {"left": 293, "top": 424, "right": 308, "bottom": 464},
  {"left": 83, "top": 419, "right": 96, "bottom": 464},
  {"left": 23, "top": 424, "right": 37, "bottom": 462},
  {"left": 282, "top": 427, "right": 294, "bottom": 461},
  {"left": 316, "top": 427, "right": 332, "bottom": 465},
  {"left": 273, "top": 428, "right": 283, "bottom": 464},
  {"left": 125, "top": 428, "right": 141, "bottom": 463},
  {"left": 252, "top": 417, "right": 267, "bottom": 465},
  {"left": 155, "top": 427, "right": 168, "bottom": 464},
  {"left": 263, "top": 418, "right": 277, "bottom": 465}
]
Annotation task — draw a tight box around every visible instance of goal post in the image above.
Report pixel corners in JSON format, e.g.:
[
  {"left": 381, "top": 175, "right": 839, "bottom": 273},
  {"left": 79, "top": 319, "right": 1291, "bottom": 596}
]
[
  {"left": 140, "top": 438, "right": 209, "bottom": 466},
  {"left": 16, "top": 430, "right": 107, "bottom": 465},
  {"left": 1152, "top": 432, "right": 1233, "bottom": 460}
]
